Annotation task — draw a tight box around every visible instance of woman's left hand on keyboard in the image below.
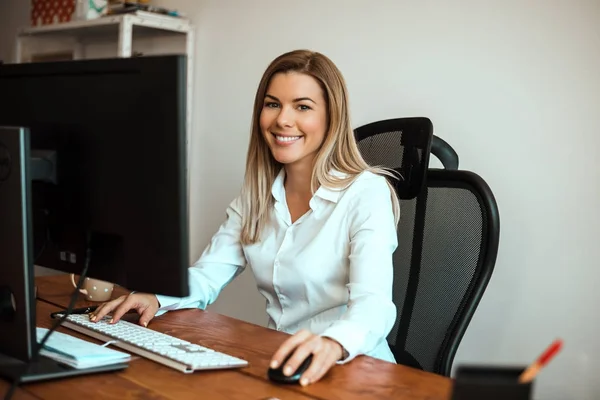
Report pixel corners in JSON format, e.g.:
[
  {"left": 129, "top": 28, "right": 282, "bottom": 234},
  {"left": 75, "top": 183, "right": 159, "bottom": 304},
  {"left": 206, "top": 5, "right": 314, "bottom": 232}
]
[{"left": 89, "top": 292, "right": 160, "bottom": 327}]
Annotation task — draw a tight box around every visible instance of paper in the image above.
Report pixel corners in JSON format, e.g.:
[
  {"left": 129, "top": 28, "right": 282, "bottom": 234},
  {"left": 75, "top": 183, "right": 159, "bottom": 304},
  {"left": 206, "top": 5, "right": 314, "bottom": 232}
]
[{"left": 37, "top": 327, "right": 131, "bottom": 369}]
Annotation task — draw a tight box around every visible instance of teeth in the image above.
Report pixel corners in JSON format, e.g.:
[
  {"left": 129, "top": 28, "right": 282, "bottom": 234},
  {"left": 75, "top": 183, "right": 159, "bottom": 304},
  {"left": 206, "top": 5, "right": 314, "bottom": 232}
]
[{"left": 275, "top": 135, "right": 300, "bottom": 142}]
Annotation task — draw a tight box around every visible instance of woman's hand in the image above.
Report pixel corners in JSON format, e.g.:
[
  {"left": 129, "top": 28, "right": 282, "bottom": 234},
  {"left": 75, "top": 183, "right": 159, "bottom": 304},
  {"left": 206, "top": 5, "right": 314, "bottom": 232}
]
[
  {"left": 89, "top": 292, "right": 159, "bottom": 327},
  {"left": 270, "top": 329, "right": 344, "bottom": 386}
]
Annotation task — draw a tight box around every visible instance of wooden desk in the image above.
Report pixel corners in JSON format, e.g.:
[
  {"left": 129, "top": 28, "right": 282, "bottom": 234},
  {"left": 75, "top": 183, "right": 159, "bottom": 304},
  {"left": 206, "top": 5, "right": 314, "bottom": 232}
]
[{"left": 7, "top": 275, "right": 452, "bottom": 400}]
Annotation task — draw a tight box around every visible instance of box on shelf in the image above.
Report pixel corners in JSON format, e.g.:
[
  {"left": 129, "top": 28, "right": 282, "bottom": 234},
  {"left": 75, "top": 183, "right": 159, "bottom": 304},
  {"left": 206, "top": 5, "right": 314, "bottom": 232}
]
[
  {"left": 31, "top": 0, "right": 76, "bottom": 26},
  {"left": 31, "top": 0, "right": 109, "bottom": 26}
]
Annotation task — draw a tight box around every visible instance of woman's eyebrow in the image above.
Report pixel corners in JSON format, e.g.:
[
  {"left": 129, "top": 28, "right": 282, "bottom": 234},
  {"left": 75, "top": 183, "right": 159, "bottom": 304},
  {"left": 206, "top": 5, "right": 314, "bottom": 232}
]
[{"left": 265, "top": 94, "right": 316, "bottom": 104}]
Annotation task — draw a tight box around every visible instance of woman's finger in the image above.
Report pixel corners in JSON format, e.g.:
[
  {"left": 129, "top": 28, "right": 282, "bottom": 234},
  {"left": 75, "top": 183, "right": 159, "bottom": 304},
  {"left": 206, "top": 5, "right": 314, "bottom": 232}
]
[
  {"left": 109, "top": 295, "right": 139, "bottom": 323},
  {"left": 138, "top": 304, "right": 157, "bottom": 327},
  {"left": 281, "top": 336, "right": 321, "bottom": 377},
  {"left": 90, "top": 296, "right": 126, "bottom": 321},
  {"left": 307, "top": 346, "right": 339, "bottom": 384},
  {"left": 270, "top": 329, "right": 313, "bottom": 369},
  {"left": 135, "top": 295, "right": 159, "bottom": 326},
  {"left": 298, "top": 343, "right": 330, "bottom": 385}
]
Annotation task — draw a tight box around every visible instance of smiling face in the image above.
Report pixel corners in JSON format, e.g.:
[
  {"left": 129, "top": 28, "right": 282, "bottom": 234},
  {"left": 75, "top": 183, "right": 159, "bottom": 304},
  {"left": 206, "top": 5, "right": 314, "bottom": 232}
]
[{"left": 259, "top": 72, "right": 328, "bottom": 170}]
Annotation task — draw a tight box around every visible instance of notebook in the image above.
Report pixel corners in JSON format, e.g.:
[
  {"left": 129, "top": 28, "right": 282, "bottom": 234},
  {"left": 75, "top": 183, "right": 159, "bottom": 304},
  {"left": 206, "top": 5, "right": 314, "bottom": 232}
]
[{"left": 36, "top": 327, "right": 131, "bottom": 369}]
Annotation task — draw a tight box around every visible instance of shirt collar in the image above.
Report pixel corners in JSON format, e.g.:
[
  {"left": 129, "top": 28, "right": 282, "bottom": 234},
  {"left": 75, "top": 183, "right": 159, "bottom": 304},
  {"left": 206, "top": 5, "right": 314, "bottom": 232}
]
[
  {"left": 271, "top": 168, "right": 287, "bottom": 204},
  {"left": 271, "top": 168, "right": 348, "bottom": 205},
  {"left": 313, "top": 170, "right": 347, "bottom": 203}
]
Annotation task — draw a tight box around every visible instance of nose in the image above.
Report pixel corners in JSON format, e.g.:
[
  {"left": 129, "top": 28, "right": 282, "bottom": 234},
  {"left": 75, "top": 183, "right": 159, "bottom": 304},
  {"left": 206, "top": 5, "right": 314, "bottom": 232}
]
[{"left": 275, "top": 105, "right": 294, "bottom": 128}]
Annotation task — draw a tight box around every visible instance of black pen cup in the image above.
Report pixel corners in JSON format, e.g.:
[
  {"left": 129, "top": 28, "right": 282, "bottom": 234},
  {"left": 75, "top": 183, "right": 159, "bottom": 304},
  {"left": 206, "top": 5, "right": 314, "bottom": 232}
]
[{"left": 450, "top": 365, "right": 533, "bottom": 400}]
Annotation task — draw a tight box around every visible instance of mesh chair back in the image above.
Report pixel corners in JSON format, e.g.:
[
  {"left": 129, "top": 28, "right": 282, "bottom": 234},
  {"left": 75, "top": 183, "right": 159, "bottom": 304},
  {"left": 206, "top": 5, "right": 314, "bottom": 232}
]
[
  {"left": 388, "top": 170, "right": 499, "bottom": 375},
  {"left": 355, "top": 119, "right": 499, "bottom": 376}
]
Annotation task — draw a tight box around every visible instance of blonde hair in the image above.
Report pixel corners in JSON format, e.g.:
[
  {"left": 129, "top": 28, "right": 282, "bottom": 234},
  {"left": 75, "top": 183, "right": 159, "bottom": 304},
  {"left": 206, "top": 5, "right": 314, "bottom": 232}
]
[{"left": 241, "top": 49, "right": 400, "bottom": 244}]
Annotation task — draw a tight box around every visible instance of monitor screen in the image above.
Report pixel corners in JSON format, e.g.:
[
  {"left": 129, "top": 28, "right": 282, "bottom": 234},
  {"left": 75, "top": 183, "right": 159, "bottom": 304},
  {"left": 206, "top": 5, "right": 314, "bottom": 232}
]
[{"left": 0, "top": 55, "right": 190, "bottom": 298}]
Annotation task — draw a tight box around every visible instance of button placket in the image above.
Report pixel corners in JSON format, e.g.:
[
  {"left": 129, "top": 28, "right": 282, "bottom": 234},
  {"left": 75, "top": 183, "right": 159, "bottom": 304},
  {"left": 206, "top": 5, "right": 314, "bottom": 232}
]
[
  {"left": 273, "top": 225, "right": 294, "bottom": 331},
  {"left": 273, "top": 242, "right": 283, "bottom": 329}
]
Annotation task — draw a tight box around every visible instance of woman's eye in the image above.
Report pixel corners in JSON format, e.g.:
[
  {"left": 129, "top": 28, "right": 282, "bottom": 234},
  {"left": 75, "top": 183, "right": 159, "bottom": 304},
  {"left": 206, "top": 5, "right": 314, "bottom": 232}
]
[
  {"left": 298, "top": 105, "right": 311, "bottom": 111},
  {"left": 264, "top": 102, "right": 280, "bottom": 108}
]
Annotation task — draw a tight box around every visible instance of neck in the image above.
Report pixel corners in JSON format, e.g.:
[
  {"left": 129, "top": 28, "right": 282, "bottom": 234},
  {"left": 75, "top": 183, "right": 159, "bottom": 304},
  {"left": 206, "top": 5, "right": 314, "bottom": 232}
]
[{"left": 284, "top": 160, "right": 314, "bottom": 197}]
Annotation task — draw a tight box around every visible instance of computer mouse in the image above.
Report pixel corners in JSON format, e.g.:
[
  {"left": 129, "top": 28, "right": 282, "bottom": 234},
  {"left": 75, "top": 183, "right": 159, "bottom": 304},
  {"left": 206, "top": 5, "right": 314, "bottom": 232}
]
[{"left": 268, "top": 354, "right": 314, "bottom": 384}]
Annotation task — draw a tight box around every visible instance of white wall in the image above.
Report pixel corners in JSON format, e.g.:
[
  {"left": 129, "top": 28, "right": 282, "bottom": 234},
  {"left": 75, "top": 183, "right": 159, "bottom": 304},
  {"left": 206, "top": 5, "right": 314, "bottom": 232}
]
[
  {"left": 0, "top": 0, "right": 29, "bottom": 63},
  {"left": 2, "top": 1, "right": 599, "bottom": 399}
]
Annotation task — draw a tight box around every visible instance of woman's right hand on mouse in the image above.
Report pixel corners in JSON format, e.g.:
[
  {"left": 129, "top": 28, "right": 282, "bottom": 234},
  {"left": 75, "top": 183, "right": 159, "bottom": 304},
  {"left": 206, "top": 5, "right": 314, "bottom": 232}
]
[{"left": 89, "top": 292, "right": 160, "bottom": 327}]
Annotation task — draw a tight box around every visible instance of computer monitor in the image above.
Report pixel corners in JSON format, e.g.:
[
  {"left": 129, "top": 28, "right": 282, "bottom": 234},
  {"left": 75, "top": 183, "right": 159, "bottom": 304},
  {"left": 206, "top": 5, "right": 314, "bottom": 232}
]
[{"left": 0, "top": 55, "right": 190, "bottom": 383}]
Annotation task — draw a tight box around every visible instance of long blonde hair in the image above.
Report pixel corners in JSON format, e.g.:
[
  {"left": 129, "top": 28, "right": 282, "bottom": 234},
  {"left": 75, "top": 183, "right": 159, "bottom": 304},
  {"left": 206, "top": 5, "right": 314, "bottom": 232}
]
[{"left": 241, "top": 49, "right": 400, "bottom": 244}]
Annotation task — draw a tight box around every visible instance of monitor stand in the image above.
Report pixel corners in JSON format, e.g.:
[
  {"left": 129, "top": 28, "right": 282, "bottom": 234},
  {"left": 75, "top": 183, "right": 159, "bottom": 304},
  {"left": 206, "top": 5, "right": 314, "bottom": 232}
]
[{"left": 0, "top": 127, "right": 127, "bottom": 385}]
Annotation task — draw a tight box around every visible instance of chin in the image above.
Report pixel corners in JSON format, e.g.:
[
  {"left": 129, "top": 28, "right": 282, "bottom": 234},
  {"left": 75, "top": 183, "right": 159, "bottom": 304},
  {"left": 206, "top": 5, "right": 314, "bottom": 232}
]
[
  {"left": 268, "top": 147, "right": 297, "bottom": 164},
  {"left": 272, "top": 154, "right": 300, "bottom": 165}
]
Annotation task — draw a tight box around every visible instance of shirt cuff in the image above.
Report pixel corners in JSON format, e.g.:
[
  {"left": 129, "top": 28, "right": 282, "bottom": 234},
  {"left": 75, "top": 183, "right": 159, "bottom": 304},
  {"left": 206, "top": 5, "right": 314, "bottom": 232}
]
[
  {"left": 320, "top": 320, "right": 365, "bottom": 364},
  {"left": 154, "top": 294, "right": 181, "bottom": 316}
]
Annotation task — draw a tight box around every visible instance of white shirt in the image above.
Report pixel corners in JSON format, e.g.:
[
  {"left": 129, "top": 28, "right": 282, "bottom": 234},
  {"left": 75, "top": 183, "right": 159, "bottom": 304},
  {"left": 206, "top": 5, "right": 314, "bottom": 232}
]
[{"left": 156, "top": 169, "right": 398, "bottom": 363}]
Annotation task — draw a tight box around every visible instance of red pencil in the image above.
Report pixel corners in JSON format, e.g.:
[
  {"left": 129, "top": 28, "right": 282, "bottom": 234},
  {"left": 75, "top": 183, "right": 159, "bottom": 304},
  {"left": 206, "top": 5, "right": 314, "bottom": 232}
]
[{"left": 518, "top": 339, "right": 563, "bottom": 383}]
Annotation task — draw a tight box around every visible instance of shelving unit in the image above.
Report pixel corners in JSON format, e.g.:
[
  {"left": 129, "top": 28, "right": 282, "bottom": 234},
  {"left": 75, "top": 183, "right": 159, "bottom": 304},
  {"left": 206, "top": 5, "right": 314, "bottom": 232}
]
[
  {"left": 16, "top": 10, "right": 193, "bottom": 59},
  {"left": 15, "top": 11, "right": 195, "bottom": 186}
]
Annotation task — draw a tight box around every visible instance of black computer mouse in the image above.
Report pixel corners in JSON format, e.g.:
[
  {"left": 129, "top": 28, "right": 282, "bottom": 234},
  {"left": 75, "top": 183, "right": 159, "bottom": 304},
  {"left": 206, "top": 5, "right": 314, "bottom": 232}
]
[{"left": 268, "top": 354, "right": 314, "bottom": 384}]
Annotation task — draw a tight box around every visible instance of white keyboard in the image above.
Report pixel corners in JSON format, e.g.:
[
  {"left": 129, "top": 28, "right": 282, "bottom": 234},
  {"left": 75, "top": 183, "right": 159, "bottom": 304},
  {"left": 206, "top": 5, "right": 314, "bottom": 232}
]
[{"left": 58, "top": 313, "right": 249, "bottom": 373}]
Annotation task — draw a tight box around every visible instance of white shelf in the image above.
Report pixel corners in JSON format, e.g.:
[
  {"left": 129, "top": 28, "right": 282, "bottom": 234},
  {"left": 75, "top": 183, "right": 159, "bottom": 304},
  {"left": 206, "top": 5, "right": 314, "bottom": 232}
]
[
  {"left": 19, "top": 11, "right": 192, "bottom": 37},
  {"left": 16, "top": 11, "right": 194, "bottom": 59}
]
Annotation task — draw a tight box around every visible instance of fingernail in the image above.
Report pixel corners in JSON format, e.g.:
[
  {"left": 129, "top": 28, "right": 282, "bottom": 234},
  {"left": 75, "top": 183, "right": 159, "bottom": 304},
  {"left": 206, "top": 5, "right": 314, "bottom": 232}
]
[
  {"left": 90, "top": 315, "right": 96, "bottom": 321},
  {"left": 300, "top": 378, "right": 309, "bottom": 386},
  {"left": 109, "top": 318, "right": 113, "bottom": 324},
  {"left": 143, "top": 321, "right": 148, "bottom": 327},
  {"left": 284, "top": 366, "right": 292, "bottom": 375},
  {"left": 270, "top": 360, "right": 278, "bottom": 368}
]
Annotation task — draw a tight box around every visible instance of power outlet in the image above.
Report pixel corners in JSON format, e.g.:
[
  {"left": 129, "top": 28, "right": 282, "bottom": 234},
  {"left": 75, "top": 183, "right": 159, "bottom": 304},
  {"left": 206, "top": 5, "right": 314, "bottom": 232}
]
[{"left": 59, "top": 251, "right": 77, "bottom": 264}]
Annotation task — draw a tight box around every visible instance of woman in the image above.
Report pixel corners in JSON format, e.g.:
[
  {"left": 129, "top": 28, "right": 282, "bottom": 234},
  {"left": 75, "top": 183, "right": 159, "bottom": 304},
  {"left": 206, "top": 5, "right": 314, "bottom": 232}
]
[{"left": 90, "top": 49, "right": 401, "bottom": 386}]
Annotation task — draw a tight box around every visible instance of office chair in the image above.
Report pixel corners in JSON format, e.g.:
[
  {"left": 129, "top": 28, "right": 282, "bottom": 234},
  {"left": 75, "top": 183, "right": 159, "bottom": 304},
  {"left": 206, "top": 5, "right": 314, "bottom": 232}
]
[{"left": 355, "top": 117, "right": 499, "bottom": 377}]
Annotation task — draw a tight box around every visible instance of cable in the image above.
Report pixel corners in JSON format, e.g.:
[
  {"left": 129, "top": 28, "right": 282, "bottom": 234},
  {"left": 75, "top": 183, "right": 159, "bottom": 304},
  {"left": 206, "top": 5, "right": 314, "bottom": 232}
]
[{"left": 3, "top": 231, "right": 93, "bottom": 400}]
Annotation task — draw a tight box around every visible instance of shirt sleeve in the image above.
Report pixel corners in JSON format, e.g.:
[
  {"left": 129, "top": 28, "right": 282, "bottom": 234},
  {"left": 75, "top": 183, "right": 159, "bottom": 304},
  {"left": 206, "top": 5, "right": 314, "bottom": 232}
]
[
  {"left": 154, "top": 197, "right": 247, "bottom": 315},
  {"left": 320, "top": 175, "right": 398, "bottom": 363}
]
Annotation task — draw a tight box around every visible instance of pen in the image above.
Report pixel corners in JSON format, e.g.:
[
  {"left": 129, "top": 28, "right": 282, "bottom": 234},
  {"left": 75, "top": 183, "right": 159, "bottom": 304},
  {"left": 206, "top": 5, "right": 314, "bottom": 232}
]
[
  {"left": 518, "top": 338, "right": 563, "bottom": 383},
  {"left": 50, "top": 305, "right": 98, "bottom": 319}
]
